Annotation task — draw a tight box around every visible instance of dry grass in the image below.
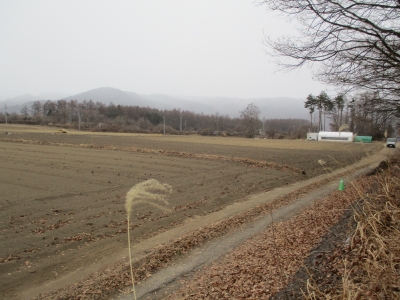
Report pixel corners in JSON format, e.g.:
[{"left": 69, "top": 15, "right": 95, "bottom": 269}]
[{"left": 305, "top": 156, "right": 400, "bottom": 299}]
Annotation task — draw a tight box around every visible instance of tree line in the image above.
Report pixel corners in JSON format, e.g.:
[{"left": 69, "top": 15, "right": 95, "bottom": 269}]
[
  {"left": 1, "top": 94, "right": 395, "bottom": 139},
  {"left": 305, "top": 91, "right": 397, "bottom": 139},
  {"left": 16, "top": 99, "right": 240, "bottom": 134},
  {"left": 0, "top": 99, "right": 311, "bottom": 139}
]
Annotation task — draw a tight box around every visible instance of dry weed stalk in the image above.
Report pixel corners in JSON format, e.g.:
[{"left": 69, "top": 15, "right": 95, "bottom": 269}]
[
  {"left": 125, "top": 179, "right": 172, "bottom": 300},
  {"left": 317, "top": 159, "right": 333, "bottom": 178}
]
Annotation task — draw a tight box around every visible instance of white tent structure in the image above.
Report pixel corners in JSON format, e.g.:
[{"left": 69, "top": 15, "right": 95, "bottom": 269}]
[{"left": 318, "top": 131, "right": 353, "bottom": 142}]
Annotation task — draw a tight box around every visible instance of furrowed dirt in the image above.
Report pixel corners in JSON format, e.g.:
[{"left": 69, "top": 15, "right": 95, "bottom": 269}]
[{"left": 0, "top": 125, "right": 382, "bottom": 299}]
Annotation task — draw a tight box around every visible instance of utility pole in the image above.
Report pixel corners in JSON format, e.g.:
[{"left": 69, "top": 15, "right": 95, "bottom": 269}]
[
  {"left": 180, "top": 113, "right": 182, "bottom": 132},
  {"left": 163, "top": 116, "right": 165, "bottom": 136},
  {"left": 215, "top": 111, "right": 219, "bottom": 136},
  {"left": 262, "top": 117, "right": 265, "bottom": 135},
  {"left": 78, "top": 111, "right": 81, "bottom": 130},
  {"left": 185, "top": 119, "right": 186, "bottom": 131},
  {"left": 4, "top": 105, "right": 7, "bottom": 124}
]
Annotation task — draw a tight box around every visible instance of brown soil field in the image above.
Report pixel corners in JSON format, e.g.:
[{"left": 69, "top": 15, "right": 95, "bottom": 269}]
[{"left": 0, "top": 125, "right": 382, "bottom": 299}]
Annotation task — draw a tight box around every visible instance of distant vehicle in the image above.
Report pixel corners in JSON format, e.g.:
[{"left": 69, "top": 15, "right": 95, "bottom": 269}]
[{"left": 386, "top": 138, "right": 397, "bottom": 148}]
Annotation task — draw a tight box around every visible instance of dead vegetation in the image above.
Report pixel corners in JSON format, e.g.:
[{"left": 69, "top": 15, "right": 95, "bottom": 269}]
[{"left": 305, "top": 156, "right": 400, "bottom": 299}]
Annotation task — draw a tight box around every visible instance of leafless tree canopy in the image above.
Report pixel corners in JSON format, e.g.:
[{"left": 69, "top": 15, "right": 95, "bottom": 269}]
[
  {"left": 261, "top": 0, "right": 400, "bottom": 107},
  {"left": 240, "top": 103, "right": 261, "bottom": 137}
]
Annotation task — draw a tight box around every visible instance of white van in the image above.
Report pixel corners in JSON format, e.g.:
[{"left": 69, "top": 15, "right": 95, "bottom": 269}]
[{"left": 386, "top": 138, "right": 397, "bottom": 148}]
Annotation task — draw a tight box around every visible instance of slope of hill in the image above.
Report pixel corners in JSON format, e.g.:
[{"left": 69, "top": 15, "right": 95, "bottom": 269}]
[
  {"left": 140, "top": 94, "right": 215, "bottom": 114},
  {"left": 64, "top": 87, "right": 147, "bottom": 107},
  {"left": 0, "top": 93, "right": 70, "bottom": 114},
  {"left": 172, "top": 95, "right": 309, "bottom": 119},
  {"left": 0, "top": 94, "right": 39, "bottom": 107}
]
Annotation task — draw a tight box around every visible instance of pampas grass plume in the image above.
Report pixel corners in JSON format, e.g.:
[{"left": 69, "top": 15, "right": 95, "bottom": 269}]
[
  {"left": 125, "top": 179, "right": 172, "bottom": 300},
  {"left": 125, "top": 179, "right": 172, "bottom": 216}
]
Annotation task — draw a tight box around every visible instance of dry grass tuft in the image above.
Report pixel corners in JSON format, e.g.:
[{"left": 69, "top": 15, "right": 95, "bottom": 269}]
[{"left": 125, "top": 179, "right": 172, "bottom": 300}]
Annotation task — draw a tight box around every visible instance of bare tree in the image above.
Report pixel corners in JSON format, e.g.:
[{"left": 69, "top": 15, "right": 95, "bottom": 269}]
[
  {"left": 261, "top": 0, "right": 400, "bottom": 110},
  {"left": 31, "top": 101, "right": 43, "bottom": 116},
  {"left": 349, "top": 91, "right": 396, "bottom": 138},
  {"left": 20, "top": 106, "right": 29, "bottom": 119},
  {"left": 240, "top": 103, "right": 261, "bottom": 137}
]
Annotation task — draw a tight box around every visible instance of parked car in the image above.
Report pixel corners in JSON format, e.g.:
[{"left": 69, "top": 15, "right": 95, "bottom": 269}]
[{"left": 386, "top": 138, "right": 397, "bottom": 148}]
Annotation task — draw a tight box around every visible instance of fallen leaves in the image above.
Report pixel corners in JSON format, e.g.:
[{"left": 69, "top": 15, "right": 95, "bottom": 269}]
[{"left": 166, "top": 176, "right": 376, "bottom": 299}]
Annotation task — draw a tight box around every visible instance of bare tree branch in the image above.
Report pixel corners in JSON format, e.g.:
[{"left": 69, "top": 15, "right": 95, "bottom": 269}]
[{"left": 261, "top": 0, "right": 400, "bottom": 108}]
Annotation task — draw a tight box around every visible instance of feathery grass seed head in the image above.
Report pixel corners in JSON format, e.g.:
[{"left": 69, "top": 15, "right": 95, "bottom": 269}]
[
  {"left": 125, "top": 179, "right": 172, "bottom": 216},
  {"left": 124, "top": 179, "right": 172, "bottom": 300}
]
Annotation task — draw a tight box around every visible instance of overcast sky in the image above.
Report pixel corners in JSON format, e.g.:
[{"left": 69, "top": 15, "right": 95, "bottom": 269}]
[{"left": 0, "top": 0, "right": 328, "bottom": 100}]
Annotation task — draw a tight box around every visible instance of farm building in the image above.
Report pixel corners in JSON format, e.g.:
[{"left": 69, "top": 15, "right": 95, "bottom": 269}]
[{"left": 318, "top": 131, "right": 354, "bottom": 142}]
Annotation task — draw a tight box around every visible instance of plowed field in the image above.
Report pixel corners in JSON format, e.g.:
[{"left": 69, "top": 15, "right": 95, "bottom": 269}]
[{"left": 0, "top": 125, "right": 381, "bottom": 299}]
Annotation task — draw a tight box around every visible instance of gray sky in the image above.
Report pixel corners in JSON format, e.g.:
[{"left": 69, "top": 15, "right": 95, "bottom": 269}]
[{"left": 0, "top": 0, "right": 327, "bottom": 100}]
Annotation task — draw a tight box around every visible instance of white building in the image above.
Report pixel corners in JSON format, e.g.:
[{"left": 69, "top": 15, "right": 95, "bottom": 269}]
[{"left": 318, "top": 131, "right": 353, "bottom": 142}]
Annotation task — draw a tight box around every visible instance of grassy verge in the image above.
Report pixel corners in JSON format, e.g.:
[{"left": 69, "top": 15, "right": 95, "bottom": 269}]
[{"left": 305, "top": 154, "right": 400, "bottom": 299}]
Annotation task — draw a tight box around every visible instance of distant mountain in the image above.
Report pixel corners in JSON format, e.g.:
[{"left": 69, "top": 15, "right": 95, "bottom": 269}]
[
  {"left": 63, "top": 87, "right": 147, "bottom": 106},
  {"left": 172, "top": 95, "right": 244, "bottom": 115},
  {"left": 0, "top": 94, "right": 38, "bottom": 106},
  {"left": 1, "top": 87, "right": 310, "bottom": 119},
  {"left": 140, "top": 94, "right": 215, "bottom": 113},
  {"left": 37, "top": 92, "right": 70, "bottom": 100},
  {"left": 172, "top": 95, "right": 309, "bottom": 119},
  {"left": 63, "top": 89, "right": 216, "bottom": 113},
  {"left": 0, "top": 92, "right": 71, "bottom": 114},
  {"left": 0, "top": 94, "right": 45, "bottom": 114},
  {"left": 0, "top": 101, "right": 43, "bottom": 114},
  {"left": 252, "top": 97, "right": 309, "bottom": 119}
]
